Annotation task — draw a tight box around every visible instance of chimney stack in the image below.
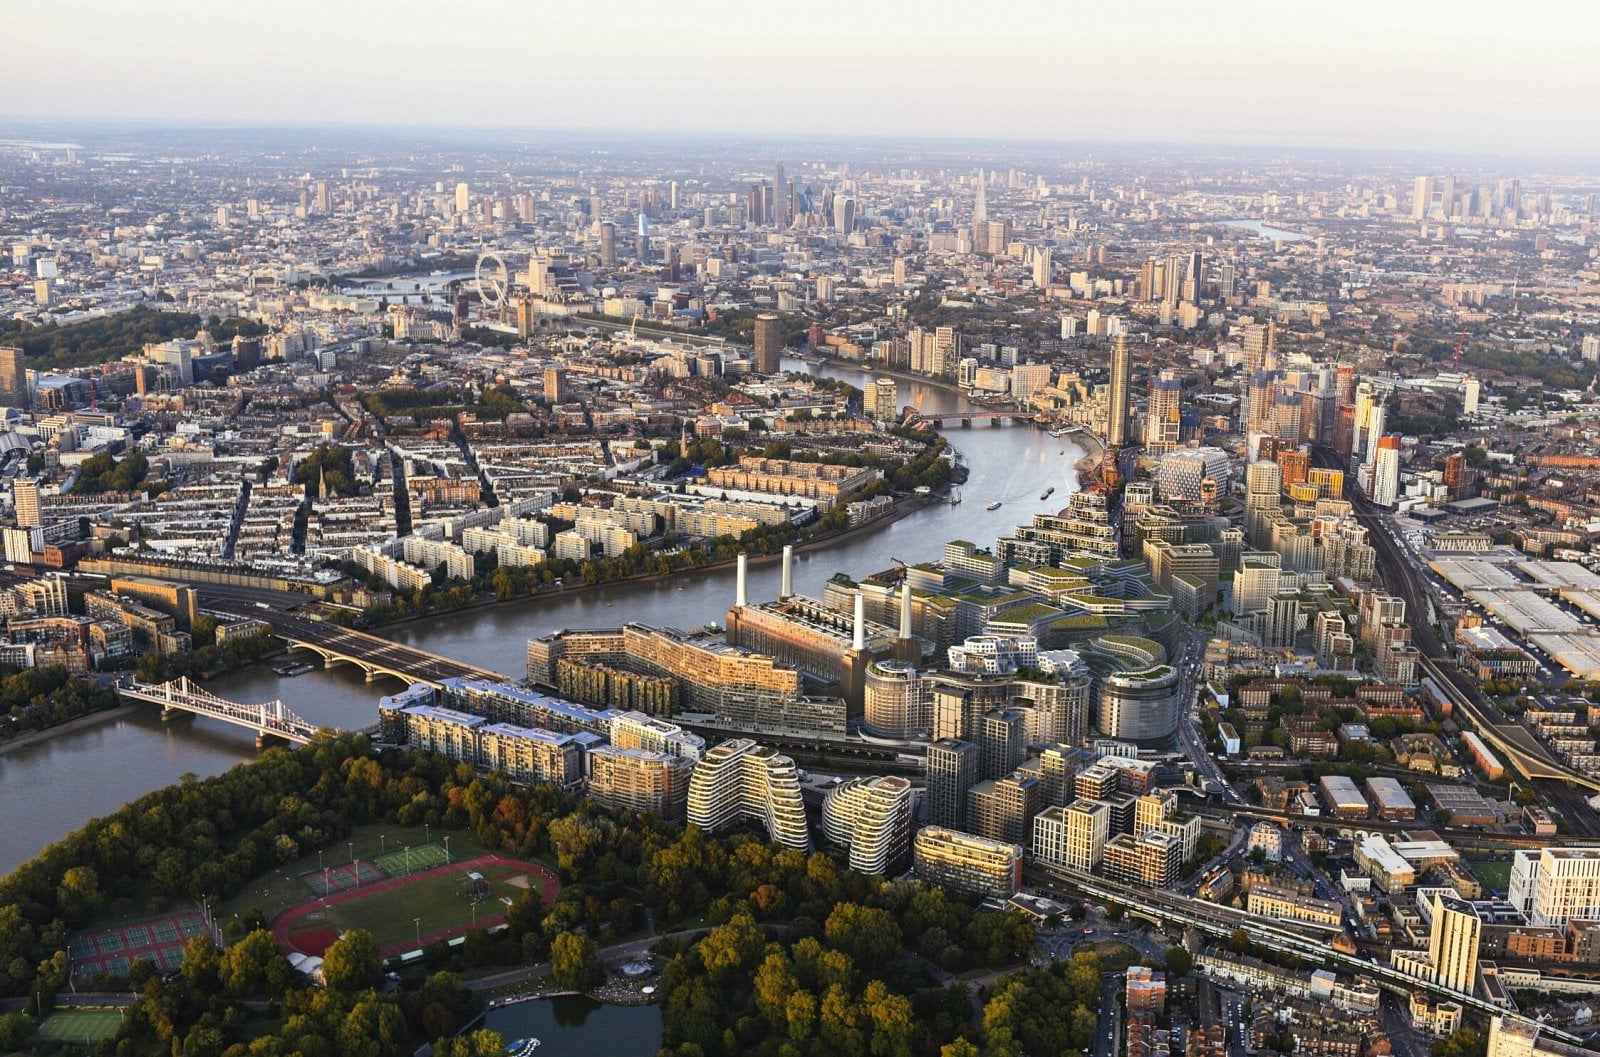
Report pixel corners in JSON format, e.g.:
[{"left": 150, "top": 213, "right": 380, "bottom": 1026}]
[
  {"left": 735, "top": 553, "right": 747, "bottom": 608},
  {"left": 780, "top": 544, "right": 794, "bottom": 598},
  {"left": 900, "top": 583, "right": 913, "bottom": 639},
  {"left": 852, "top": 593, "right": 865, "bottom": 651}
]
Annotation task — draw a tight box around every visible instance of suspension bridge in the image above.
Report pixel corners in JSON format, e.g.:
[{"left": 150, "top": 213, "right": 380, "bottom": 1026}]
[{"left": 117, "top": 677, "right": 320, "bottom": 746}]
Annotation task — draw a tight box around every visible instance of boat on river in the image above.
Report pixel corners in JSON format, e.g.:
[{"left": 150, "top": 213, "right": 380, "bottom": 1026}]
[{"left": 986, "top": 501, "right": 1002, "bottom": 511}]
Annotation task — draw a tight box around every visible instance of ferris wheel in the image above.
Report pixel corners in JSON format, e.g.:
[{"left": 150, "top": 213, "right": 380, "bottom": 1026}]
[{"left": 474, "top": 251, "right": 509, "bottom": 312}]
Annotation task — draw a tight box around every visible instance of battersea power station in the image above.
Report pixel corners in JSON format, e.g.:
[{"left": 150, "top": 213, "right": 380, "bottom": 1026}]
[{"left": 724, "top": 547, "right": 921, "bottom": 716}]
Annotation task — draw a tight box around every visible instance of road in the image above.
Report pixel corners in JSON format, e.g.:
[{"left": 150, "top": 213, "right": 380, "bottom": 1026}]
[
  {"left": 1378, "top": 992, "right": 1429, "bottom": 1057},
  {"left": 1173, "top": 628, "right": 1238, "bottom": 801},
  {"left": 1093, "top": 972, "right": 1123, "bottom": 1057},
  {"left": 1223, "top": 993, "right": 1248, "bottom": 1057},
  {"left": 466, "top": 927, "right": 710, "bottom": 995}
]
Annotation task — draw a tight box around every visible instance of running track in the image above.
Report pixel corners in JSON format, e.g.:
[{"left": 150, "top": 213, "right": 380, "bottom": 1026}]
[{"left": 273, "top": 854, "right": 559, "bottom": 957}]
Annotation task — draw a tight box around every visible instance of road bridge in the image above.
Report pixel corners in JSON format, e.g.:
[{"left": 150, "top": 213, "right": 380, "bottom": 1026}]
[
  {"left": 911, "top": 411, "right": 1032, "bottom": 429},
  {"left": 118, "top": 677, "right": 317, "bottom": 746},
  {"left": 268, "top": 615, "right": 506, "bottom": 687}
]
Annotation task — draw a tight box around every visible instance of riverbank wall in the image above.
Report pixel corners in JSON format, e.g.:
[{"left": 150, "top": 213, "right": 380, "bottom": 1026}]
[
  {"left": 353, "top": 491, "right": 940, "bottom": 648},
  {"left": 0, "top": 703, "right": 141, "bottom": 758}
]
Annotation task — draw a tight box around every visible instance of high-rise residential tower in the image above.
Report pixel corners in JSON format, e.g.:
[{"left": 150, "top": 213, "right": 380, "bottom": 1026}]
[
  {"left": 0, "top": 347, "right": 28, "bottom": 409},
  {"left": 753, "top": 313, "right": 783, "bottom": 375},
  {"left": 1106, "top": 332, "right": 1131, "bottom": 448}
]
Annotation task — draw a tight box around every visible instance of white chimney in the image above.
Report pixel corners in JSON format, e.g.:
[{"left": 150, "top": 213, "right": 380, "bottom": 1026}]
[
  {"left": 900, "top": 583, "right": 913, "bottom": 639},
  {"left": 852, "top": 593, "right": 865, "bottom": 651},
  {"left": 735, "top": 553, "right": 747, "bottom": 608},
  {"left": 780, "top": 544, "right": 794, "bottom": 598}
]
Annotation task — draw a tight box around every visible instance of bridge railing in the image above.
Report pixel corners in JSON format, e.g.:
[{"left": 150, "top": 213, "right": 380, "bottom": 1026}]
[{"left": 120, "top": 678, "right": 317, "bottom": 740}]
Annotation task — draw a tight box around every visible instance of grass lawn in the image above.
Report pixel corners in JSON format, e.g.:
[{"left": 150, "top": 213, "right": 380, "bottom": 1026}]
[
  {"left": 279, "top": 858, "right": 555, "bottom": 957},
  {"left": 1470, "top": 859, "right": 1513, "bottom": 894},
  {"left": 1072, "top": 940, "right": 1144, "bottom": 972},
  {"left": 36, "top": 1008, "right": 124, "bottom": 1045}
]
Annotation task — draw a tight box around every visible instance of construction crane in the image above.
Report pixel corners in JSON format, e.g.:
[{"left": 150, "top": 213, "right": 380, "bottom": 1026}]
[{"left": 1452, "top": 328, "right": 1467, "bottom": 366}]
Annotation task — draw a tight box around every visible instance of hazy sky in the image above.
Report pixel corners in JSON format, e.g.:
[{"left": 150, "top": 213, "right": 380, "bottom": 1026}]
[{"left": 7, "top": 0, "right": 1598, "bottom": 156}]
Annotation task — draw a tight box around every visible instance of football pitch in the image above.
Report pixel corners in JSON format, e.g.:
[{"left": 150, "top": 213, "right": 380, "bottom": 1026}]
[
  {"left": 37, "top": 1008, "right": 124, "bottom": 1044},
  {"left": 278, "top": 854, "right": 559, "bottom": 957},
  {"left": 1470, "top": 859, "right": 1513, "bottom": 894},
  {"left": 374, "top": 841, "right": 450, "bottom": 877}
]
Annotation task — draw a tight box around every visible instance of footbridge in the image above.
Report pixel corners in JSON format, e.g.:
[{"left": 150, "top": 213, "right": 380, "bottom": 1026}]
[{"left": 118, "top": 677, "right": 318, "bottom": 746}]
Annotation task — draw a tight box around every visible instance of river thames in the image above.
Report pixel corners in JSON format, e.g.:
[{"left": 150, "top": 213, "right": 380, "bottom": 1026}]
[{"left": 0, "top": 355, "right": 1085, "bottom": 874}]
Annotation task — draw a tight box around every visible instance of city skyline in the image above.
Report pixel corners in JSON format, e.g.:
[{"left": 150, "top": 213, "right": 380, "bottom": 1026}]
[
  {"left": 6, "top": 0, "right": 1600, "bottom": 158},
  {"left": 6, "top": 38, "right": 1600, "bottom": 1049}
]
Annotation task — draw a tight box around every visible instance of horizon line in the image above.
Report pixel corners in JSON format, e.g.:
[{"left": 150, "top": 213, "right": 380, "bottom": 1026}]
[{"left": 4, "top": 114, "right": 1600, "bottom": 169}]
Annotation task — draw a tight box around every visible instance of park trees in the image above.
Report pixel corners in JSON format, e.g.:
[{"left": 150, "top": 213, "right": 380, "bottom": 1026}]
[
  {"left": 1433, "top": 1027, "right": 1488, "bottom": 1057},
  {"left": 219, "top": 929, "right": 292, "bottom": 996},
  {"left": 549, "top": 932, "right": 602, "bottom": 990},
  {"left": 180, "top": 934, "right": 221, "bottom": 992},
  {"left": 981, "top": 952, "right": 1103, "bottom": 1057},
  {"left": 823, "top": 903, "right": 902, "bottom": 969},
  {"left": 435, "top": 1030, "right": 509, "bottom": 1057},
  {"left": 340, "top": 995, "right": 412, "bottom": 1057},
  {"left": 322, "top": 929, "right": 382, "bottom": 992},
  {"left": 0, "top": 1012, "right": 32, "bottom": 1051}
]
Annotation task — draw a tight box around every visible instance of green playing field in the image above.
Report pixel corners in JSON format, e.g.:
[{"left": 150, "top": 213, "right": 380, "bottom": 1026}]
[
  {"left": 36, "top": 1008, "right": 124, "bottom": 1044},
  {"left": 281, "top": 859, "right": 550, "bottom": 956},
  {"left": 1469, "top": 859, "right": 1513, "bottom": 893},
  {"left": 374, "top": 841, "right": 450, "bottom": 877}
]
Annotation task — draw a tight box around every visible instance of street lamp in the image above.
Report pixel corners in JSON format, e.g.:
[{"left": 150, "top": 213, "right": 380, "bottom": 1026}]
[
  {"left": 444, "top": 835, "right": 450, "bottom": 862},
  {"left": 414, "top": 918, "right": 421, "bottom": 946}
]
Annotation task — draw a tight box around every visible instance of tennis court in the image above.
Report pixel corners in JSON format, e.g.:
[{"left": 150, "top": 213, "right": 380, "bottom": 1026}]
[
  {"left": 36, "top": 1008, "right": 123, "bottom": 1044},
  {"left": 69, "top": 912, "right": 207, "bottom": 980},
  {"left": 302, "top": 860, "right": 386, "bottom": 897},
  {"left": 374, "top": 841, "right": 450, "bottom": 877}
]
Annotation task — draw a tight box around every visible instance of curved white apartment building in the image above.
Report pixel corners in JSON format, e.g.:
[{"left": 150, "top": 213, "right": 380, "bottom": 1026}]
[
  {"left": 864, "top": 660, "right": 927, "bottom": 738},
  {"left": 821, "top": 775, "right": 914, "bottom": 874},
  {"left": 686, "top": 738, "right": 811, "bottom": 851}
]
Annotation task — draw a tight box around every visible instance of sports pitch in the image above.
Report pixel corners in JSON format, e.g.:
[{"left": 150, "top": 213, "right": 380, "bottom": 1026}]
[
  {"left": 277, "top": 854, "right": 559, "bottom": 957},
  {"left": 37, "top": 1008, "right": 124, "bottom": 1044},
  {"left": 374, "top": 841, "right": 450, "bottom": 876}
]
